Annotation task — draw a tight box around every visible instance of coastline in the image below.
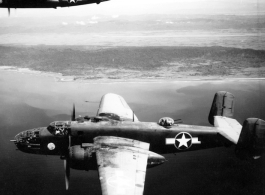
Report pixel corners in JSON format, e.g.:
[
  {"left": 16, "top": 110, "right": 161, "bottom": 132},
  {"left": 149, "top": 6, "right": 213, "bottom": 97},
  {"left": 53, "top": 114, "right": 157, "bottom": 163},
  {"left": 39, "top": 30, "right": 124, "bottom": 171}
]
[{"left": 0, "top": 66, "right": 264, "bottom": 84}]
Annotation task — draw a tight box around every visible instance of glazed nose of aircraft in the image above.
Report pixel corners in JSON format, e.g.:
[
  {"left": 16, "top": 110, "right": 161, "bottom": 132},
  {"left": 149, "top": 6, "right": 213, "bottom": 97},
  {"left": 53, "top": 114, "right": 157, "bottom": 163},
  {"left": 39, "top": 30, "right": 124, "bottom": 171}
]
[{"left": 11, "top": 128, "right": 44, "bottom": 152}]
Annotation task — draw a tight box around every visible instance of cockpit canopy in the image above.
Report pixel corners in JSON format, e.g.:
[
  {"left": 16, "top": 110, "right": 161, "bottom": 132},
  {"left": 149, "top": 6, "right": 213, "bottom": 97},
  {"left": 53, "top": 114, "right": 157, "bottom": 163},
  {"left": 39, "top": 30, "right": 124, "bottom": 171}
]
[
  {"left": 47, "top": 114, "right": 120, "bottom": 136},
  {"left": 75, "top": 113, "right": 120, "bottom": 123},
  {"left": 75, "top": 115, "right": 111, "bottom": 123},
  {"left": 47, "top": 121, "right": 71, "bottom": 136},
  {"left": 98, "top": 113, "right": 121, "bottom": 121}
]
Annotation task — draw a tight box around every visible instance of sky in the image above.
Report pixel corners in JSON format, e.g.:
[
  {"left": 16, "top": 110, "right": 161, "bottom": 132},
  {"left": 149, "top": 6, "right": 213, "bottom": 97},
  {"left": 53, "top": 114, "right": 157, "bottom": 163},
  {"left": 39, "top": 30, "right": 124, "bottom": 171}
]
[{"left": 0, "top": 0, "right": 264, "bottom": 17}]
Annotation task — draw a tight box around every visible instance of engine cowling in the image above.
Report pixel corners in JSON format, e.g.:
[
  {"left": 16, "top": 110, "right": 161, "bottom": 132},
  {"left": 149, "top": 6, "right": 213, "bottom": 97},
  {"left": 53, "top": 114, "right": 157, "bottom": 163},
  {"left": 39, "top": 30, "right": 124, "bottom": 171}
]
[
  {"left": 235, "top": 118, "right": 265, "bottom": 160},
  {"left": 69, "top": 145, "right": 94, "bottom": 170}
]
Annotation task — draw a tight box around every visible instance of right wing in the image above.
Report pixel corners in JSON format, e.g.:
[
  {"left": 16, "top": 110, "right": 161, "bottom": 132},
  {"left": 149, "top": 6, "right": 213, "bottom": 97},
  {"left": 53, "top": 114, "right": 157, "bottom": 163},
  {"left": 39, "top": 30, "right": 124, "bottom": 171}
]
[{"left": 94, "top": 136, "right": 150, "bottom": 195}]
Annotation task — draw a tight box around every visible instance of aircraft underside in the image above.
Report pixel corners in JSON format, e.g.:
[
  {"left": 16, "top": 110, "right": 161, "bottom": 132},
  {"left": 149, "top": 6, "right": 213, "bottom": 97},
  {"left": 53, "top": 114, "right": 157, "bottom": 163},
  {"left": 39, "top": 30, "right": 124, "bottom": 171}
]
[{"left": 0, "top": 0, "right": 105, "bottom": 8}]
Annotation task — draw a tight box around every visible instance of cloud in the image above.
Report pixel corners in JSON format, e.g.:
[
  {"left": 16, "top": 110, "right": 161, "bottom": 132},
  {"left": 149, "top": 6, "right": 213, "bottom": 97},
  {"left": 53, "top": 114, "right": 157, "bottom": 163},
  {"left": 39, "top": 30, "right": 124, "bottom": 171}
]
[
  {"left": 91, "top": 16, "right": 99, "bottom": 20},
  {"left": 62, "top": 22, "right": 68, "bottom": 26},
  {"left": 75, "top": 21, "right": 86, "bottom": 25},
  {"left": 88, "top": 21, "right": 98, "bottom": 24},
  {"left": 111, "top": 15, "right": 119, "bottom": 18}
]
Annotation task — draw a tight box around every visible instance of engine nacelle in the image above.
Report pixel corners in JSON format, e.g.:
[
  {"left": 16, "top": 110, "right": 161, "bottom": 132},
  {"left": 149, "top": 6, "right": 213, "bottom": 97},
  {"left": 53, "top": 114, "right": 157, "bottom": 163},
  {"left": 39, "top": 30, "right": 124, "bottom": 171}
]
[
  {"left": 235, "top": 118, "right": 265, "bottom": 160},
  {"left": 69, "top": 145, "right": 94, "bottom": 170}
]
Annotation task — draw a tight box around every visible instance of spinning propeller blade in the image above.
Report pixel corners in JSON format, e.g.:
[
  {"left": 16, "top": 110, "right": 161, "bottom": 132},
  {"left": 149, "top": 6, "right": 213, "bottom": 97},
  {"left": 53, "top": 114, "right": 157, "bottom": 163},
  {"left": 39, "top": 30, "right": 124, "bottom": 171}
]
[
  {"left": 64, "top": 104, "right": 75, "bottom": 190},
  {"left": 64, "top": 158, "right": 70, "bottom": 190},
  {"left": 71, "top": 104, "right": 75, "bottom": 121}
]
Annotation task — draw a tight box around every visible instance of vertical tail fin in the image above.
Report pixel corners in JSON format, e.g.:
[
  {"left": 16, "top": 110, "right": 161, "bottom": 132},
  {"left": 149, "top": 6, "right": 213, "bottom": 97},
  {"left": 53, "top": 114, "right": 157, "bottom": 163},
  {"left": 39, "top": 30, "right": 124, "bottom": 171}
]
[
  {"left": 208, "top": 91, "right": 235, "bottom": 126},
  {"left": 235, "top": 118, "right": 265, "bottom": 160}
]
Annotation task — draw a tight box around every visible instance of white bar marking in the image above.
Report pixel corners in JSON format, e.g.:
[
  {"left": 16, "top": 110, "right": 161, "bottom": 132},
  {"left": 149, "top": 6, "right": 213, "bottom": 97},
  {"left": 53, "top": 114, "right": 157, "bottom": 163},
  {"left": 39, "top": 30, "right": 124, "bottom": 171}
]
[
  {"left": 166, "top": 138, "right": 175, "bottom": 145},
  {"left": 191, "top": 138, "right": 201, "bottom": 144}
]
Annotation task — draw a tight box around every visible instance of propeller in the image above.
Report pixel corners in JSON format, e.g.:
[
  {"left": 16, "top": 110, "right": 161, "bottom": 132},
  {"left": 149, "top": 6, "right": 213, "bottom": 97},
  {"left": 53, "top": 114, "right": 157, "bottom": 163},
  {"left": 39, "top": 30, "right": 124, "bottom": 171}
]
[
  {"left": 71, "top": 104, "right": 75, "bottom": 121},
  {"left": 64, "top": 104, "right": 75, "bottom": 190},
  {"left": 64, "top": 154, "right": 70, "bottom": 190}
]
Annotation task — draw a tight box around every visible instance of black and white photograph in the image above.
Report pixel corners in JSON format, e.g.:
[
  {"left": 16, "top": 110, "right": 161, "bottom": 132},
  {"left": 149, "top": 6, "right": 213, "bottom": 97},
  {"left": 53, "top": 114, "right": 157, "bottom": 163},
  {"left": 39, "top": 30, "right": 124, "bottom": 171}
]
[{"left": 0, "top": 0, "right": 264, "bottom": 195}]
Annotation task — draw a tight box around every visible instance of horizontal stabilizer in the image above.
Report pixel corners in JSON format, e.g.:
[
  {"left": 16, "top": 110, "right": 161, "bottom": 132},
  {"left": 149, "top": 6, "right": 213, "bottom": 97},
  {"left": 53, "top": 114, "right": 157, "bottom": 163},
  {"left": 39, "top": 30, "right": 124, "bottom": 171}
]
[
  {"left": 214, "top": 116, "right": 242, "bottom": 144},
  {"left": 208, "top": 91, "right": 234, "bottom": 126}
]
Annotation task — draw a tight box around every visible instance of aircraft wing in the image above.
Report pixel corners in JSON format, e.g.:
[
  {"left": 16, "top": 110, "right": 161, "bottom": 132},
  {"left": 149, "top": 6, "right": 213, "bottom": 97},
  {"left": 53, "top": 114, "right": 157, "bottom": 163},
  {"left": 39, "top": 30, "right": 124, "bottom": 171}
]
[
  {"left": 95, "top": 136, "right": 149, "bottom": 195},
  {"left": 97, "top": 93, "right": 139, "bottom": 121}
]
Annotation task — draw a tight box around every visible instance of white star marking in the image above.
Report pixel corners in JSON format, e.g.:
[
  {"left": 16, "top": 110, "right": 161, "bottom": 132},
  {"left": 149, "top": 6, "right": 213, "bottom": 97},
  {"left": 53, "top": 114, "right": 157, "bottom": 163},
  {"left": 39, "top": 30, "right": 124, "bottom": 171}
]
[
  {"left": 165, "top": 132, "right": 200, "bottom": 150},
  {"left": 176, "top": 133, "right": 191, "bottom": 148}
]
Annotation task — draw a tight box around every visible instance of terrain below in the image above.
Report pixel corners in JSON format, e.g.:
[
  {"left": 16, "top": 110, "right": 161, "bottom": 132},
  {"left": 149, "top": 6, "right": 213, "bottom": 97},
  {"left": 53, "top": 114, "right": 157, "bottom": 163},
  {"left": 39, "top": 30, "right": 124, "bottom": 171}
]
[{"left": 0, "top": 45, "right": 264, "bottom": 81}]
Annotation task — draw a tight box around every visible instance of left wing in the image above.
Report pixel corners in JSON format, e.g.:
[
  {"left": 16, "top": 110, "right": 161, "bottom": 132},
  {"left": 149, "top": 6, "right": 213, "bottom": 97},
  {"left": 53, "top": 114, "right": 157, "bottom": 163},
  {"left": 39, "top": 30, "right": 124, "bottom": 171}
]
[
  {"left": 95, "top": 137, "right": 149, "bottom": 195},
  {"left": 97, "top": 93, "right": 139, "bottom": 121}
]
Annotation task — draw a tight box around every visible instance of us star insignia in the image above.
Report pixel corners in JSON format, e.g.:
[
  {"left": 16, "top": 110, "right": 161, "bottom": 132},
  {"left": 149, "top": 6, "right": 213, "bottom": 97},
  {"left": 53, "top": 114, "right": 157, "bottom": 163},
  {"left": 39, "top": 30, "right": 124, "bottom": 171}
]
[
  {"left": 165, "top": 132, "right": 201, "bottom": 150},
  {"left": 68, "top": 0, "right": 77, "bottom": 3}
]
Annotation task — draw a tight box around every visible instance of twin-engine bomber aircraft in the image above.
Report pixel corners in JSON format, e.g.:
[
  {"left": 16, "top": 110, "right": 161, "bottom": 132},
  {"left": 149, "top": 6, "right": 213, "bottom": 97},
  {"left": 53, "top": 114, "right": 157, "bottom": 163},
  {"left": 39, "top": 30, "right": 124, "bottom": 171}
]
[
  {"left": 11, "top": 92, "right": 265, "bottom": 195},
  {"left": 0, "top": 0, "right": 108, "bottom": 13}
]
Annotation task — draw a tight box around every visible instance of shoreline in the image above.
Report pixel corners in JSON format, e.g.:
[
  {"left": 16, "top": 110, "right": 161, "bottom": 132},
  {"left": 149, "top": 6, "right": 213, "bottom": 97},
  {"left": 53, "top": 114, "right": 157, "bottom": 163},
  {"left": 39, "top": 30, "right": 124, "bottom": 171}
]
[{"left": 0, "top": 66, "right": 264, "bottom": 83}]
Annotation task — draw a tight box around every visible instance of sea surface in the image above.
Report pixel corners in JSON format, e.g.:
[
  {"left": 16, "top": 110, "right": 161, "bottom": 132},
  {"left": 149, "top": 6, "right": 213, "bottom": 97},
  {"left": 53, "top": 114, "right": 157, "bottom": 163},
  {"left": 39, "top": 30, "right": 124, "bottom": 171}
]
[
  {"left": 0, "top": 70, "right": 264, "bottom": 195},
  {"left": 1, "top": 30, "right": 264, "bottom": 50}
]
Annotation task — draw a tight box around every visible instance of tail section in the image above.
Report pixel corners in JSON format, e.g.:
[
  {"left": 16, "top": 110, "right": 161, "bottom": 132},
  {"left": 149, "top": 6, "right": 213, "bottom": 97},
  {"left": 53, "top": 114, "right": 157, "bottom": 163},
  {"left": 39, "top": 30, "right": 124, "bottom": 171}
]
[
  {"left": 208, "top": 91, "right": 234, "bottom": 125},
  {"left": 214, "top": 116, "right": 242, "bottom": 144},
  {"left": 235, "top": 118, "right": 265, "bottom": 160},
  {"left": 208, "top": 91, "right": 240, "bottom": 144},
  {"left": 209, "top": 92, "right": 265, "bottom": 160}
]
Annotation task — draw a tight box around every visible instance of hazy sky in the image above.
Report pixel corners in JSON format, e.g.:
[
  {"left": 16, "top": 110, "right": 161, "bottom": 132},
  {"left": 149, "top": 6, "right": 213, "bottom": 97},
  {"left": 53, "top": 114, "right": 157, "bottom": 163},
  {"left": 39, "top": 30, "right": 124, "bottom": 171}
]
[{"left": 0, "top": 0, "right": 264, "bottom": 17}]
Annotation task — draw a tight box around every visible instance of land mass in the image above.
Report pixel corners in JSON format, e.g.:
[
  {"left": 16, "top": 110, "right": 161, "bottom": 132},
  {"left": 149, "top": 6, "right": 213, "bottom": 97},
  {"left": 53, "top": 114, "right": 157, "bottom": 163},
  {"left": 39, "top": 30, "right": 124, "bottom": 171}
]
[
  {"left": 0, "top": 45, "right": 264, "bottom": 81},
  {"left": 1, "top": 15, "right": 264, "bottom": 49}
]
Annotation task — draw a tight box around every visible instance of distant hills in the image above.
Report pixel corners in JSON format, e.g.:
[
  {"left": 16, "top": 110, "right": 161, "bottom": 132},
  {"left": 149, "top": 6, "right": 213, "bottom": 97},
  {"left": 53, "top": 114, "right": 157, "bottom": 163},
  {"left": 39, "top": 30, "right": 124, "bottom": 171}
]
[
  {"left": 0, "top": 14, "right": 264, "bottom": 34},
  {"left": 0, "top": 14, "right": 264, "bottom": 79},
  {"left": 0, "top": 14, "right": 264, "bottom": 48},
  {"left": 0, "top": 45, "right": 264, "bottom": 79}
]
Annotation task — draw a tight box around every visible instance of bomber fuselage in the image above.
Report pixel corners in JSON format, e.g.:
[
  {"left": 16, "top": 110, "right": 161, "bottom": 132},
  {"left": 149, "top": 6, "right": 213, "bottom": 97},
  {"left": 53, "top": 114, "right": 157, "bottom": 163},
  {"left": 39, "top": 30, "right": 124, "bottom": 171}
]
[
  {"left": 0, "top": 0, "right": 105, "bottom": 8},
  {"left": 14, "top": 117, "right": 225, "bottom": 156}
]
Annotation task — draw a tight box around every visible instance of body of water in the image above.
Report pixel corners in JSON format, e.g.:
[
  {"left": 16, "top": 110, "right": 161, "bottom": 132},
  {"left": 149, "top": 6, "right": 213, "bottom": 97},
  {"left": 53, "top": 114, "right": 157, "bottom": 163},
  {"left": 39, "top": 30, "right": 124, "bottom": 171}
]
[
  {"left": 1, "top": 30, "right": 264, "bottom": 50},
  {"left": 0, "top": 70, "right": 264, "bottom": 195}
]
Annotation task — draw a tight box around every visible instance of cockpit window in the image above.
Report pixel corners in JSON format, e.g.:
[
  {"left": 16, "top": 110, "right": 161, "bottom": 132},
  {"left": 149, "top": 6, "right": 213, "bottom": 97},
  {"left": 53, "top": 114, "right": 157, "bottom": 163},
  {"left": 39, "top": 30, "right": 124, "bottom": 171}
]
[
  {"left": 91, "top": 116, "right": 109, "bottom": 123},
  {"left": 74, "top": 116, "right": 108, "bottom": 123},
  {"left": 99, "top": 113, "right": 121, "bottom": 121},
  {"left": 47, "top": 121, "right": 70, "bottom": 136}
]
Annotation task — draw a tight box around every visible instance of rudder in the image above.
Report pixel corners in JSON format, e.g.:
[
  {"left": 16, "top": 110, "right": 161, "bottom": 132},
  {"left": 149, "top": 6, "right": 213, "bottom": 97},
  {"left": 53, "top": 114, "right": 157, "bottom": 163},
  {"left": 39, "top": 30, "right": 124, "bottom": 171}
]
[{"left": 208, "top": 91, "right": 235, "bottom": 125}]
